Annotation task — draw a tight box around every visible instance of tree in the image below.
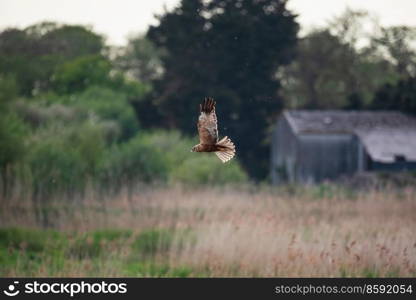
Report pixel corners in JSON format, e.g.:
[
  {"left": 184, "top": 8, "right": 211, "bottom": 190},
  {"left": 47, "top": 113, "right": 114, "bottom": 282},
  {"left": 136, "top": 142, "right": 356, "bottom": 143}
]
[
  {"left": 327, "top": 8, "right": 373, "bottom": 48},
  {"left": 0, "top": 22, "right": 105, "bottom": 96},
  {"left": 279, "top": 8, "right": 399, "bottom": 110},
  {"left": 116, "top": 35, "right": 165, "bottom": 84},
  {"left": 372, "top": 26, "right": 416, "bottom": 78},
  {"left": 51, "top": 54, "right": 112, "bottom": 94},
  {"left": 138, "top": 0, "right": 298, "bottom": 179},
  {"left": 372, "top": 77, "right": 416, "bottom": 114},
  {"left": 279, "top": 29, "right": 351, "bottom": 108}
]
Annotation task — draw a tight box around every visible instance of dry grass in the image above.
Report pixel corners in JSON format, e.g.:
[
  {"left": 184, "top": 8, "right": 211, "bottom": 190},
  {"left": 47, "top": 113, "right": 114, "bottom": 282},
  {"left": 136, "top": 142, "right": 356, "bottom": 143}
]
[{"left": 1, "top": 185, "right": 416, "bottom": 277}]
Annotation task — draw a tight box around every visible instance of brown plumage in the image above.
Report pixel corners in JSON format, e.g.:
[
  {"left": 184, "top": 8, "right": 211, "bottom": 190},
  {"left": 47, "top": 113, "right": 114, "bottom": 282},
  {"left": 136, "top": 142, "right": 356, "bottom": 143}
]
[{"left": 191, "top": 97, "right": 236, "bottom": 163}]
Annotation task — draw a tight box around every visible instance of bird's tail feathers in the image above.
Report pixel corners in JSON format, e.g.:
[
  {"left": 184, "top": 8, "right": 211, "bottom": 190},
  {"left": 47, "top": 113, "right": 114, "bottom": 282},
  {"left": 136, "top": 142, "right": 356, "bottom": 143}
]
[{"left": 215, "top": 136, "right": 236, "bottom": 163}]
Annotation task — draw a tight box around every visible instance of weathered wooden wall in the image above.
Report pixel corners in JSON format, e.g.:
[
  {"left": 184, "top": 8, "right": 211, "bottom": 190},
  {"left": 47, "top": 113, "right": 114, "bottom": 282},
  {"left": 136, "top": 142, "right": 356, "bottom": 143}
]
[
  {"left": 271, "top": 116, "right": 297, "bottom": 184},
  {"left": 295, "top": 134, "right": 359, "bottom": 183},
  {"left": 271, "top": 116, "right": 363, "bottom": 184}
]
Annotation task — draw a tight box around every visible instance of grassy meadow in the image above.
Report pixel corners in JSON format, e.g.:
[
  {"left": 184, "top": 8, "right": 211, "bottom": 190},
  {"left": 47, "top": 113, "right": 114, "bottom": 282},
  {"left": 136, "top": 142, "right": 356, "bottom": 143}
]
[{"left": 1, "top": 184, "right": 415, "bottom": 277}]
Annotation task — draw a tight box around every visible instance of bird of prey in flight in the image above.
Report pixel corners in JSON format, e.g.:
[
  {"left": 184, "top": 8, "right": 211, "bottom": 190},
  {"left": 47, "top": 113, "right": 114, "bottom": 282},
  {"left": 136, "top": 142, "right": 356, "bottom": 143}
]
[{"left": 191, "top": 97, "right": 236, "bottom": 163}]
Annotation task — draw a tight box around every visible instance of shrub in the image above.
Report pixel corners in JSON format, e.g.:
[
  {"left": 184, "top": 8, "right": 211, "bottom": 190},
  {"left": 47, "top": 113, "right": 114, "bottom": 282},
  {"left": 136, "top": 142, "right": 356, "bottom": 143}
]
[
  {"left": 67, "top": 86, "right": 140, "bottom": 140},
  {"left": 171, "top": 155, "right": 248, "bottom": 185},
  {"left": 0, "top": 112, "right": 27, "bottom": 170},
  {"left": 28, "top": 138, "right": 87, "bottom": 196},
  {"left": 27, "top": 122, "right": 106, "bottom": 196},
  {"left": 28, "top": 86, "right": 140, "bottom": 141},
  {"left": 100, "top": 134, "right": 169, "bottom": 187},
  {"left": 14, "top": 100, "right": 79, "bottom": 127},
  {"left": 51, "top": 55, "right": 112, "bottom": 94},
  {"left": 136, "top": 130, "right": 248, "bottom": 186},
  {"left": 138, "top": 130, "right": 192, "bottom": 169},
  {"left": 0, "top": 75, "right": 18, "bottom": 109}
]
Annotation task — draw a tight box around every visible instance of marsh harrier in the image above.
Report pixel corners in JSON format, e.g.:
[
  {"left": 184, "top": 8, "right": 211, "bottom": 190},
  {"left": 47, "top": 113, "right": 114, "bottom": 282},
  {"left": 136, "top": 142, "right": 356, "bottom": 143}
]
[{"left": 191, "top": 97, "right": 236, "bottom": 163}]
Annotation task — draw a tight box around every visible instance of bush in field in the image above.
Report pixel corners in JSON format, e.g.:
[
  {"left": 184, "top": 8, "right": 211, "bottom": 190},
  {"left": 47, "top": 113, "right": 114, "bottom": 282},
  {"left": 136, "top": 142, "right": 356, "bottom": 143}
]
[
  {"left": 27, "top": 123, "right": 106, "bottom": 196},
  {"left": 0, "top": 113, "right": 28, "bottom": 197},
  {"left": 21, "top": 86, "right": 140, "bottom": 141},
  {"left": 3, "top": 119, "right": 248, "bottom": 197},
  {"left": 0, "top": 113, "right": 27, "bottom": 171},
  {"left": 0, "top": 76, "right": 26, "bottom": 170},
  {"left": 14, "top": 100, "right": 80, "bottom": 127},
  {"left": 138, "top": 130, "right": 192, "bottom": 168},
  {"left": 136, "top": 130, "right": 248, "bottom": 185},
  {"left": 171, "top": 155, "right": 248, "bottom": 185},
  {"left": 100, "top": 134, "right": 169, "bottom": 187},
  {"left": 68, "top": 86, "right": 139, "bottom": 140},
  {"left": 29, "top": 141, "right": 85, "bottom": 195},
  {"left": 0, "top": 75, "right": 18, "bottom": 109},
  {"left": 100, "top": 130, "right": 248, "bottom": 187}
]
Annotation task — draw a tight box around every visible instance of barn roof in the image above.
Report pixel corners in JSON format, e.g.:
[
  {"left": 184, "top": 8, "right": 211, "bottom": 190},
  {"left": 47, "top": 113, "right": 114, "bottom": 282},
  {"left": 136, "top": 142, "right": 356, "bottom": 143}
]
[{"left": 283, "top": 110, "right": 416, "bottom": 163}]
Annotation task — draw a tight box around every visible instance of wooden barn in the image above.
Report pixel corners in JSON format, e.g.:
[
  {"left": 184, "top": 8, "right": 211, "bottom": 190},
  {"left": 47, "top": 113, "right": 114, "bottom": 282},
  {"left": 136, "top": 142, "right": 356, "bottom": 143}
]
[{"left": 271, "top": 110, "right": 416, "bottom": 184}]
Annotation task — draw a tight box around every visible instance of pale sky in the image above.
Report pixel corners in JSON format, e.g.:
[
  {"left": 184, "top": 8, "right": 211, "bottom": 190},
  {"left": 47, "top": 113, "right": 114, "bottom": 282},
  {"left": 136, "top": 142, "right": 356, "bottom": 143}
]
[{"left": 1, "top": 0, "right": 416, "bottom": 46}]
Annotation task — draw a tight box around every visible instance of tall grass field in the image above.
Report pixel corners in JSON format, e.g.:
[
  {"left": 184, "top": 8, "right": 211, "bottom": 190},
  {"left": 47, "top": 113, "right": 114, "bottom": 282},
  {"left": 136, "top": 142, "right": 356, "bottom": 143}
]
[{"left": 1, "top": 185, "right": 415, "bottom": 277}]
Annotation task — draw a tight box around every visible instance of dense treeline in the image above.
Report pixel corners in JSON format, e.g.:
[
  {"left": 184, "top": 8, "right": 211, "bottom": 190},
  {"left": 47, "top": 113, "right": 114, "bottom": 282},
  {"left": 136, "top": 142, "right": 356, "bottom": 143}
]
[
  {"left": 0, "top": 21, "right": 247, "bottom": 204},
  {"left": 279, "top": 8, "right": 416, "bottom": 111},
  {"left": 1, "top": 1, "right": 416, "bottom": 198}
]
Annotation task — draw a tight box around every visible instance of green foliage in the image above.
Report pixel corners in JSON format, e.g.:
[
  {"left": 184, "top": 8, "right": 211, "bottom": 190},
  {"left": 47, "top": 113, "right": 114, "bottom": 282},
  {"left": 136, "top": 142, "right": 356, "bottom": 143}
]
[
  {"left": 0, "top": 112, "right": 28, "bottom": 170},
  {"left": 14, "top": 99, "right": 80, "bottom": 127},
  {"left": 131, "top": 130, "right": 248, "bottom": 185},
  {"left": 32, "top": 23, "right": 104, "bottom": 58},
  {"left": 27, "top": 123, "right": 106, "bottom": 196},
  {"left": 279, "top": 28, "right": 399, "bottom": 109},
  {"left": 100, "top": 130, "right": 248, "bottom": 188},
  {"left": 0, "top": 75, "right": 18, "bottom": 109},
  {"left": 0, "top": 19, "right": 251, "bottom": 201},
  {"left": 100, "top": 134, "right": 169, "bottom": 185},
  {"left": 372, "top": 26, "right": 416, "bottom": 77},
  {"left": 172, "top": 155, "right": 248, "bottom": 185},
  {"left": 137, "top": 130, "right": 192, "bottom": 169},
  {"left": 0, "top": 75, "right": 27, "bottom": 195},
  {"left": 372, "top": 77, "right": 416, "bottom": 114},
  {"left": 0, "top": 22, "right": 105, "bottom": 96},
  {"left": 16, "top": 85, "right": 143, "bottom": 142},
  {"left": 28, "top": 139, "right": 85, "bottom": 195},
  {"left": 116, "top": 36, "right": 165, "bottom": 83},
  {"left": 52, "top": 55, "right": 112, "bottom": 94},
  {"left": 279, "top": 10, "right": 381, "bottom": 109},
  {"left": 99, "top": 129, "right": 248, "bottom": 188},
  {"left": 279, "top": 8, "right": 416, "bottom": 112},
  {"left": 65, "top": 86, "right": 140, "bottom": 140}
]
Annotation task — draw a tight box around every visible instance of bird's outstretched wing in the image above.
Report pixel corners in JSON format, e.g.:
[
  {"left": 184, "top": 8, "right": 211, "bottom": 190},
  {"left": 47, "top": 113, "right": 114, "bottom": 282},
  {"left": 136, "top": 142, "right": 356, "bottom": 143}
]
[{"left": 197, "top": 97, "right": 218, "bottom": 145}]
